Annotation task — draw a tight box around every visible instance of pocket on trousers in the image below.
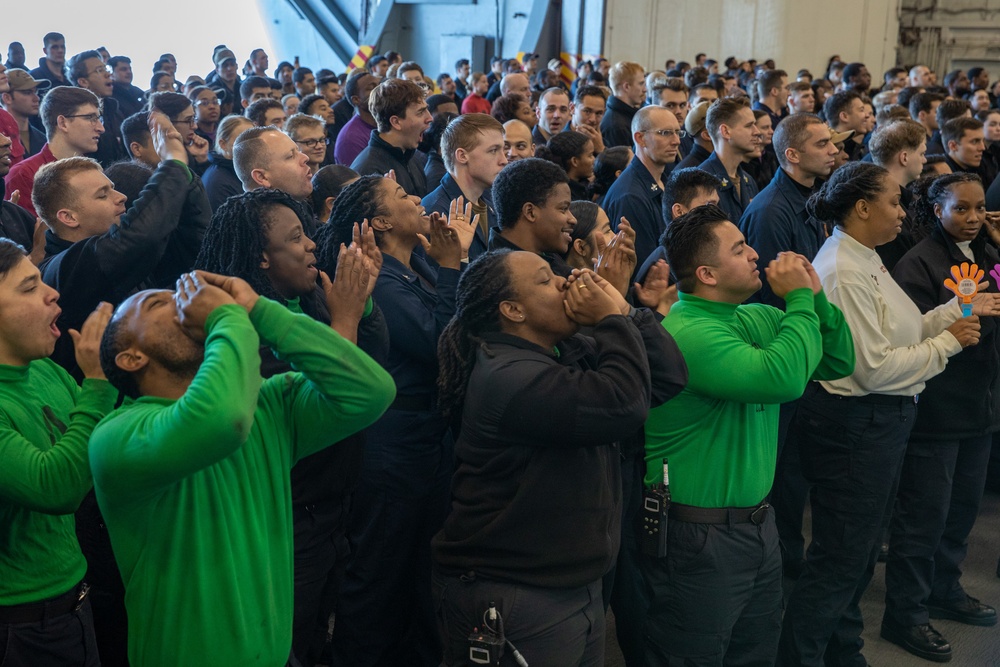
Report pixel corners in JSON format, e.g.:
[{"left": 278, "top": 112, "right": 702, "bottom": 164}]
[{"left": 667, "top": 522, "right": 712, "bottom": 575}]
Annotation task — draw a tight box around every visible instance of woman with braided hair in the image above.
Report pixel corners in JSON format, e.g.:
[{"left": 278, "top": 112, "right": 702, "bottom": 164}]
[
  {"left": 884, "top": 172, "right": 1000, "bottom": 658},
  {"left": 314, "top": 174, "right": 476, "bottom": 665},
  {"left": 194, "top": 187, "right": 389, "bottom": 666},
  {"left": 431, "top": 249, "right": 686, "bottom": 666}
]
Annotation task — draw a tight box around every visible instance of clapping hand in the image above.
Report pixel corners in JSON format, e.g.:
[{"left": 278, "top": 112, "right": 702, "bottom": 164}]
[{"left": 594, "top": 218, "right": 637, "bottom": 297}]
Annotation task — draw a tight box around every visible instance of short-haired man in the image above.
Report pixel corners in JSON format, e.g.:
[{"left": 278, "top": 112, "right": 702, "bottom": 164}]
[
  {"left": 28, "top": 32, "right": 68, "bottom": 89},
  {"left": 641, "top": 205, "right": 854, "bottom": 666},
  {"left": 602, "top": 61, "right": 647, "bottom": 149},
  {"left": 4, "top": 42, "right": 25, "bottom": 71},
  {"left": 240, "top": 75, "right": 273, "bottom": 110},
  {"left": 824, "top": 90, "right": 869, "bottom": 160},
  {"left": 787, "top": 81, "right": 816, "bottom": 114},
  {"left": 909, "top": 65, "right": 933, "bottom": 89},
  {"left": 35, "top": 114, "right": 211, "bottom": 379},
  {"left": 869, "top": 119, "right": 928, "bottom": 271},
  {"left": 90, "top": 270, "right": 394, "bottom": 667},
  {"left": 654, "top": 77, "right": 691, "bottom": 164},
  {"left": 351, "top": 78, "right": 432, "bottom": 197},
  {"left": 245, "top": 98, "right": 287, "bottom": 129},
  {"left": 689, "top": 83, "right": 719, "bottom": 107},
  {"left": 570, "top": 84, "right": 607, "bottom": 154},
  {"left": 533, "top": 87, "right": 571, "bottom": 145},
  {"left": 293, "top": 67, "right": 316, "bottom": 97},
  {"left": 422, "top": 113, "right": 506, "bottom": 260},
  {"left": 318, "top": 74, "right": 344, "bottom": 107},
  {"left": 841, "top": 62, "right": 872, "bottom": 94},
  {"left": 741, "top": 113, "right": 839, "bottom": 307},
  {"left": 148, "top": 91, "right": 211, "bottom": 173},
  {"left": 6, "top": 87, "right": 104, "bottom": 219},
  {"left": 502, "top": 118, "right": 534, "bottom": 162},
  {"left": 0, "top": 239, "right": 118, "bottom": 667},
  {"left": 755, "top": 69, "right": 790, "bottom": 129},
  {"left": 497, "top": 71, "right": 530, "bottom": 102},
  {"left": 334, "top": 71, "right": 380, "bottom": 167},
  {"left": 488, "top": 157, "right": 576, "bottom": 276},
  {"left": 944, "top": 69, "right": 972, "bottom": 99},
  {"left": 943, "top": 117, "right": 986, "bottom": 178},
  {"left": 108, "top": 55, "right": 144, "bottom": 118},
  {"left": 66, "top": 50, "right": 126, "bottom": 167},
  {"left": 909, "top": 91, "right": 945, "bottom": 141},
  {"left": 121, "top": 111, "right": 158, "bottom": 168},
  {"left": 286, "top": 113, "right": 327, "bottom": 174},
  {"left": 928, "top": 98, "right": 973, "bottom": 155},
  {"left": 453, "top": 58, "right": 470, "bottom": 101},
  {"left": 2, "top": 69, "right": 48, "bottom": 157},
  {"left": 233, "top": 126, "right": 314, "bottom": 201},
  {"left": 699, "top": 98, "right": 762, "bottom": 225},
  {"left": 249, "top": 48, "right": 269, "bottom": 77},
  {"left": 603, "top": 105, "right": 682, "bottom": 270}
]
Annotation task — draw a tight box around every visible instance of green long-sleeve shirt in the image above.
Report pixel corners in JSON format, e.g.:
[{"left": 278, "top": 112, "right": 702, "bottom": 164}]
[
  {"left": 0, "top": 359, "right": 117, "bottom": 604},
  {"left": 89, "top": 298, "right": 395, "bottom": 667},
  {"left": 644, "top": 288, "right": 855, "bottom": 507}
]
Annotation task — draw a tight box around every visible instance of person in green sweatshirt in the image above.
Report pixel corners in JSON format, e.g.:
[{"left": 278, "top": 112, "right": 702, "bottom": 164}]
[
  {"left": 89, "top": 269, "right": 396, "bottom": 667},
  {"left": 640, "top": 204, "right": 855, "bottom": 666},
  {"left": 0, "top": 238, "right": 116, "bottom": 666}
]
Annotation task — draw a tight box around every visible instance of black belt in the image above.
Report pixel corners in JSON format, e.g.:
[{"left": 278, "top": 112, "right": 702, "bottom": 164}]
[
  {"left": 390, "top": 393, "right": 436, "bottom": 412},
  {"left": 0, "top": 582, "right": 89, "bottom": 624},
  {"left": 828, "top": 391, "right": 918, "bottom": 406},
  {"left": 669, "top": 501, "right": 771, "bottom": 525}
]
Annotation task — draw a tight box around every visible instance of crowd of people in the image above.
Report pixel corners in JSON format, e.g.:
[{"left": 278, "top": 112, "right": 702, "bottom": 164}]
[{"left": 2, "top": 31, "right": 1000, "bottom": 667}]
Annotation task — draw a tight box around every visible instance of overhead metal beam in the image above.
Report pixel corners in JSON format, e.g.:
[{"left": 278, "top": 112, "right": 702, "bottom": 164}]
[{"left": 285, "top": 0, "right": 355, "bottom": 63}]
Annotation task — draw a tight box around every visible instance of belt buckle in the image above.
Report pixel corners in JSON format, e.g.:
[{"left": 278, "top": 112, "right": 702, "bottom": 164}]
[
  {"left": 749, "top": 503, "right": 770, "bottom": 526},
  {"left": 74, "top": 583, "right": 90, "bottom": 612}
]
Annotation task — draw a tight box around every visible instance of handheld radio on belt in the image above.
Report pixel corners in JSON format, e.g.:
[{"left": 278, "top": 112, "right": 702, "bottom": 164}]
[{"left": 641, "top": 458, "right": 670, "bottom": 558}]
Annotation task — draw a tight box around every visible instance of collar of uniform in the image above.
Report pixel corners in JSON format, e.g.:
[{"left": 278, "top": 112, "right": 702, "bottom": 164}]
[
  {"left": 480, "top": 330, "right": 560, "bottom": 358},
  {"left": 624, "top": 155, "right": 661, "bottom": 196},
  {"left": 369, "top": 130, "right": 416, "bottom": 162},
  {"left": 607, "top": 94, "right": 639, "bottom": 117},
  {"left": 831, "top": 226, "right": 882, "bottom": 265},
  {"left": 0, "top": 361, "right": 30, "bottom": 382},
  {"left": 674, "top": 290, "right": 741, "bottom": 318}
]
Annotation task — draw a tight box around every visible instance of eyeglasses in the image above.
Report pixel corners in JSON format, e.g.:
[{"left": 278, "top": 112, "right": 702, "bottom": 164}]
[
  {"left": 172, "top": 116, "right": 196, "bottom": 128},
  {"left": 195, "top": 98, "right": 220, "bottom": 107},
  {"left": 295, "top": 137, "right": 328, "bottom": 148},
  {"left": 416, "top": 82, "right": 431, "bottom": 91},
  {"left": 64, "top": 113, "right": 103, "bottom": 126},
  {"left": 647, "top": 128, "right": 687, "bottom": 138},
  {"left": 89, "top": 65, "right": 111, "bottom": 76}
]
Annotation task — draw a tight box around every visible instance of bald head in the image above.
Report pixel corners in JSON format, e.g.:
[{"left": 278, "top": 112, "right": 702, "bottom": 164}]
[{"left": 500, "top": 73, "right": 530, "bottom": 98}]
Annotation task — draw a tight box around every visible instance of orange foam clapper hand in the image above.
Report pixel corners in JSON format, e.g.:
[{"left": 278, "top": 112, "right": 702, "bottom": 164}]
[{"left": 944, "top": 262, "right": 983, "bottom": 316}]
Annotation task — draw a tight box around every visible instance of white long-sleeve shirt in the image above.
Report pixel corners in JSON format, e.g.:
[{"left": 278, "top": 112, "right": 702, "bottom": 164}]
[{"left": 813, "top": 227, "right": 963, "bottom": 397}]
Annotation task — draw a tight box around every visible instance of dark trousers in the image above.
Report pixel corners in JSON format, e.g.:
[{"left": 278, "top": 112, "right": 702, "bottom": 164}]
[
  {"left": 432, "top": 570, "right": 605, "bottom": 667},
  {"left": 884, "top": 433, "right": 993, "bottom": 626},
  {"left": 641, "top": 511, "right": 783, "bottom": 666},
  {"left": 0, "top": 596, "right": 99, "bottom": 667},
  {"left": 778, "top": 386, "right": 915, "bottom": 667},
  {"left": 771, "top": 400, "right": 811, "bottom": 570},
  {"left": 330, "top": 409, "right": 451, "bottom": 667},
  {"left": 608, "top": 445, "right": 650, "bottom": 667},
  {"left": 291, "top": 498, "right": 351, "bottom": 667}
]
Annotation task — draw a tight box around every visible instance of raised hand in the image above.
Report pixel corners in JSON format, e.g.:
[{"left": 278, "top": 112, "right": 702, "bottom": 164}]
[
  {"left": 563, "top": 269, "right": 623, "bottom": 325},
  {"left": 633, "top": 259, "right": 679, "bottom": 316},
  {"left": 417, "top": 212, "right": 462, "bottom": 269},
  {"left": 594, "top": 218, "right": 637, "bottom": 297},
  {"left": 320, "top": 244, "right": 371, "bottom": 342},
  {"left": 448, "top": 196, "right": 480, "bottom": 258},
  {"left": 765, "top": 253, "right": 812, "bottom": 299},
  {"left": 194, "top": 271, "right": 260, "bottom": 313},
  {"left": 186, "top": 134, "right": 210, "bottom": 164},
  {"left": 71, "top": 302, "right": 113, "bottom": 380},
  {"left": 174, "top": 272, "right": 237, "bottom": 341},
  {"left": 29, "top": 219, "right": 47, "bottom": 266},
  {"left": 148, "top": 111, "right": 188, "bottom": 164},
  {"left": 9, "top": 189, "right": 19, "bottom": 205},
  {"left": 352, "top": 220, "right": 382, "bottom": 294}
]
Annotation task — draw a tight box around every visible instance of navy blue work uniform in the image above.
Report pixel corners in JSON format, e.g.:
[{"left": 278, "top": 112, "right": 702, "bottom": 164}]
[
  {"left": 421, "top": 172, "right": 497, "bottom": 261},
  {"left": 699, "top": 152, "right": 758, "bottom": 226},
  {"left": 674, "top": 142, "right": 711, "bottom": 172},
  {"left": 739, "top": 166, "right": 825, "bottom": 578},
  {"left": 351, "top": 131, "right": 429, "bottom": 197},
  {"left": 601, "top": 95, "right": 639, "bottom": 149},
  {"left": 487, "top": 229, "right": 575, "bottom": 278},
  {"left": 602, "top": 155, "right": 664, "bottom": 279},
  {"left": 887, "top": 224, "right": 1000, "bottom": 627},
  {"left": 330, "top": 254, "right": 459, "bottom": 667}
]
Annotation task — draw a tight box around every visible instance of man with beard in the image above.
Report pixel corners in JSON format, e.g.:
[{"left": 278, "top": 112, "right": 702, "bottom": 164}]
[{"left": 89, "top": 267, "right": 394, "bottom": 667}]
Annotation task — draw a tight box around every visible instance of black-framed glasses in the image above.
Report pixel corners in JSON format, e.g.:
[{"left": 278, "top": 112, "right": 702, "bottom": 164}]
[
  {"left": 64, "top": 113, "right": 103, "bottom": 125},
  {"left": 295, "top": 137, "right": 328, "bottom": 148},
  {"left": 172, "top": 117, "right": 196, "bottom": 128}
]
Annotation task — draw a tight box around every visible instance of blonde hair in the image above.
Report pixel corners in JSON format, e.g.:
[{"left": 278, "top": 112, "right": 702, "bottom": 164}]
[
  {"left": 32, "top": 157, "right": 103, "bottom": 228},
  {"left": 215, "top": 115, "right": 254, "bottom": 157},
  {"left": 284, "top": 112, "right": 325, "bottom": 140},
  {"left": 609, "top": 61, "right": 644, "bottom": 96}
]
